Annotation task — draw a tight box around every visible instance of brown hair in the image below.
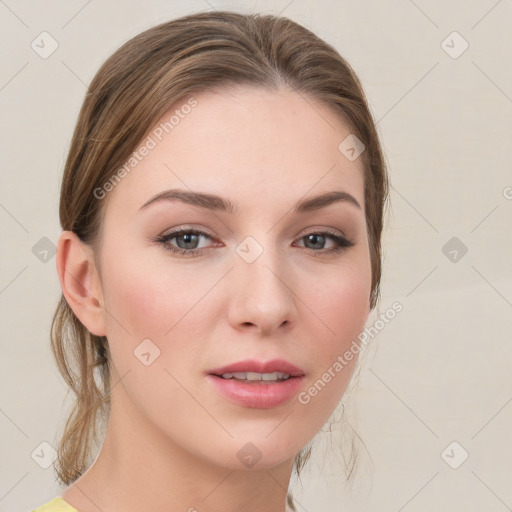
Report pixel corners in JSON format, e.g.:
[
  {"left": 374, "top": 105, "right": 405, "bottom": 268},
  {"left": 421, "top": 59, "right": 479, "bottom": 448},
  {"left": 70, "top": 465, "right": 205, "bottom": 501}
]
[{"left": 51, "top": 9, "right": 389, "bottom": 508}]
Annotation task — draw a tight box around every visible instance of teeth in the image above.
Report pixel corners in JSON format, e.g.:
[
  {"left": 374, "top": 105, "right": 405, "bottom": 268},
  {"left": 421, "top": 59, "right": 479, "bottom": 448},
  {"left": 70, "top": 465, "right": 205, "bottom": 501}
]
[{"left": 221, "top": 371, "right": 290, "bottom": 381}]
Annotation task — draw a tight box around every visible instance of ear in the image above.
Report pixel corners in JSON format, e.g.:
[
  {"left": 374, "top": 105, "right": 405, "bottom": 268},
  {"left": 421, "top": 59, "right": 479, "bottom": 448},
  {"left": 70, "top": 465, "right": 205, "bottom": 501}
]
[{"left": 56, "top": 230, "right": 107, "bottom": 337}]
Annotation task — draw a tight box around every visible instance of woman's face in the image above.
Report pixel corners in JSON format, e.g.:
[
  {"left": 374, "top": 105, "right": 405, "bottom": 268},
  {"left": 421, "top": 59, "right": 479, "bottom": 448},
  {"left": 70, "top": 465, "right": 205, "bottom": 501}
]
[{"left": 93, "top": 85, "right": 372, "bottom": 470}]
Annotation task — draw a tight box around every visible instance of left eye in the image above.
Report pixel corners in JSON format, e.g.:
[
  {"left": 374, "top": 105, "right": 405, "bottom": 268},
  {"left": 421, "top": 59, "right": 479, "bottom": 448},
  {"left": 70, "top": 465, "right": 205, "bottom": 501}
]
[
  {"left": 297, "top": 232, "right": 347, "bottom": 251},
  {"left": 155, "top": 228, "right": 354, "bottom": 256}
]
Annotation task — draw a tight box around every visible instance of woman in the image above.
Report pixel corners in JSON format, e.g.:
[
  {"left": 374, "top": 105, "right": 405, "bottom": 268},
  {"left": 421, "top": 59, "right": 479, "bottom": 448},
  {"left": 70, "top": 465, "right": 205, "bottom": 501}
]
[{"left": 34, "top": 9, "right": 389, "bottom": 512}]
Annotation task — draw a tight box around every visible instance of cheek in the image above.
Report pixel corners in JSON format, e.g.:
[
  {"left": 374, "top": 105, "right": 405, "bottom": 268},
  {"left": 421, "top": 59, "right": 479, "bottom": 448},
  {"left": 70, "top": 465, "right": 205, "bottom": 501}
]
[
  {"left": 102, "top": 266, "right": 168, "bottom": 339},
  {"left": 98, "top": 256, "right": 207, "bottom": 417},
  {"left": 100, "top": 250, "right": 222, "bottom": 373},
  {"left": 102, "top": 248, "right": 196, "bottom": 336},
  {"left": 305, "top": 259, "right": 371, "bottom": 349},
  {"left": 324, "top": 273, "right": 370, "bottom": 341},
  {"left": 296, "top": 257, "right": 371, "bottom": 405}
]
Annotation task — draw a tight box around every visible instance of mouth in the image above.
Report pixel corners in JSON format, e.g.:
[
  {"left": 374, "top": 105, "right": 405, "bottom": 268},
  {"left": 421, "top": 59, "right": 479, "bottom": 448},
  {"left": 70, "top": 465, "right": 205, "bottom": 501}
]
[
  {"left": 206, "top": 359, "right": 306, "bottom": 408},
  {"left": 214, "top": 371, "right": 293, "bottom": 383},
  {"left": 207, "top": 358, "right": 305, "bottom": 380}
]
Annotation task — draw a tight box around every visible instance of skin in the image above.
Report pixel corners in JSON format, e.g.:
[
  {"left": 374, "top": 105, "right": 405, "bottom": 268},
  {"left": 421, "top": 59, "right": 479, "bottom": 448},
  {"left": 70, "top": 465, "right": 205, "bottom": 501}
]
[{"left": 57, "top": 85, "right": 372, "bottom": 512}]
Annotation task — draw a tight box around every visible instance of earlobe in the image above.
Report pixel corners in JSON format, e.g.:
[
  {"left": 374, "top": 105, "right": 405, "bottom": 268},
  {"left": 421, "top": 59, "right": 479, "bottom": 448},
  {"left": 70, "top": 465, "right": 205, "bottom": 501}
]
[{"left": 56, "top": 231, "right": 107, "bottom": 337}]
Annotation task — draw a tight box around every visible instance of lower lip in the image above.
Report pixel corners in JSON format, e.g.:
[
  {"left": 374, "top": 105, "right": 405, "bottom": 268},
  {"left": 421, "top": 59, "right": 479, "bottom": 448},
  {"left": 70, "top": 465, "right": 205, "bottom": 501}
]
[{"left": 206, "top": 374, "right": 305, "bottom": 409}]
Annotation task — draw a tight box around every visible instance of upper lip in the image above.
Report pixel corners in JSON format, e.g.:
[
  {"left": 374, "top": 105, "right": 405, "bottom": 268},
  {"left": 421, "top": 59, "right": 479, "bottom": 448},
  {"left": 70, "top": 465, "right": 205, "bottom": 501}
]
[{"left": 208, "top": 359, "right": 305, "bottom": 377}]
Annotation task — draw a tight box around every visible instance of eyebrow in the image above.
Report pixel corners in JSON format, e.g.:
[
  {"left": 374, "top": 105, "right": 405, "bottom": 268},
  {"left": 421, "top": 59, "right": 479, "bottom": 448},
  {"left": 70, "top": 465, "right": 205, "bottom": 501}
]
[{"left": 138, "top": 188, "right": 361, "bottom": 215}]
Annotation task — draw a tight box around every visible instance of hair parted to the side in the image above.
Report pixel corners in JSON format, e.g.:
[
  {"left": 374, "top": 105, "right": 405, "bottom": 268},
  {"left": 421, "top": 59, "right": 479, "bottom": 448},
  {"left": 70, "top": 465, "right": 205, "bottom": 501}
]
[{"left": 51, "top": 9, "right": 389, "bottom": 508}]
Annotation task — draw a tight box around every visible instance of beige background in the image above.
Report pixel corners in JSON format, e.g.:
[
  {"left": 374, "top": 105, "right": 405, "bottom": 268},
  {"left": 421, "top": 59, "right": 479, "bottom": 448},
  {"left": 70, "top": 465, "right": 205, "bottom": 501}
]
[{"left": 1, "top": 1, "right": 511, "bottom": 511}]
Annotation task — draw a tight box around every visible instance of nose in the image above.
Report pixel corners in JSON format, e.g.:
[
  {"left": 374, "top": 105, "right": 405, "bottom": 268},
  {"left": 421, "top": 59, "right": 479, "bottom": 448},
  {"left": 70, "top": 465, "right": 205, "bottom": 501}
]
[{"left": 227, "top": 242, "right": 297, "bottom": 336}]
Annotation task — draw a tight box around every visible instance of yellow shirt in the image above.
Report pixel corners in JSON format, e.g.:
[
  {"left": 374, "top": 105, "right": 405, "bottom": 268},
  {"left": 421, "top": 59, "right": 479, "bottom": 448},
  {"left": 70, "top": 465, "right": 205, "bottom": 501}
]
[
  {"left": 32, "top": 497, "right": 78, "bottom": 512},
  {"left": 33, "top": 496, "right": 296, "bottom": 511}
]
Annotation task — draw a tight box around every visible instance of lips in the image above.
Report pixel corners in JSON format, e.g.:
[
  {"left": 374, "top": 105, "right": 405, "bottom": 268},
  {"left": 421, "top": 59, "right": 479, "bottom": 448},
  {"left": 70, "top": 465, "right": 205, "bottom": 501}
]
[
  {"left": 208, "top": 359, "right": 305, "bottom": 378},
  {"left": 206, "top": 358, "right": 306, "bottom": 408}
]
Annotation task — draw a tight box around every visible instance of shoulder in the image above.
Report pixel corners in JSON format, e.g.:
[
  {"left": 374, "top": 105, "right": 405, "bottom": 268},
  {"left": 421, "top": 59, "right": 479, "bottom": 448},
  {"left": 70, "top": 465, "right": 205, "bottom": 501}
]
[{"left": 32, "top": 497, "right": 79, "bottom": 512}]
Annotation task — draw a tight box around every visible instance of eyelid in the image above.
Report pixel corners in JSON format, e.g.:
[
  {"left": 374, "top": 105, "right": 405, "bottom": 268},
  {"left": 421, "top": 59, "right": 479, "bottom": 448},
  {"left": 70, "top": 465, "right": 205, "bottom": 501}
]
[
  {"left": 159, "top": 225, "right": 216, "bottom": 239},
  {"left": 298, "top": 225, "right": 349, "bottom": 239},
  {"left": 156, "top": 225, "right": 350, "bottom": 243}
]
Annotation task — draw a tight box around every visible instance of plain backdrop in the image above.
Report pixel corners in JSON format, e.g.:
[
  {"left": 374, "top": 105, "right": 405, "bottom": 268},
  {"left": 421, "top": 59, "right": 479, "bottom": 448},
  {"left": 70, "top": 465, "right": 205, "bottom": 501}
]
[{"left": 1, "top": 1, "right": 511, "bottom": 511}]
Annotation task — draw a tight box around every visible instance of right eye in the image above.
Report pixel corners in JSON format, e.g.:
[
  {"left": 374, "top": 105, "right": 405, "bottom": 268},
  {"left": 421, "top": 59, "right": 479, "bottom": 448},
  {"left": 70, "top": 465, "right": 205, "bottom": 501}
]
[{"left": 155, "top": 228, "right": 218, "bottom": 257}]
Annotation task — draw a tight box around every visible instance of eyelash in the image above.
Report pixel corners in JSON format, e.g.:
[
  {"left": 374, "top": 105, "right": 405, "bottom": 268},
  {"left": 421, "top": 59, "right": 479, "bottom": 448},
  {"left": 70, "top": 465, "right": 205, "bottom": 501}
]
[{"left": 154, "top": 227, "right": 355, "bottom": 257}]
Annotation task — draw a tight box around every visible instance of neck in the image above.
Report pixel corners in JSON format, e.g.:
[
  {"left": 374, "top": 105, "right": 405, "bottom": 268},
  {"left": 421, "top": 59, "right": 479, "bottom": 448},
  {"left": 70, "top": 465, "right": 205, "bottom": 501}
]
[{"left": 62, "top": 378, "right": 295, "bottom": 512}]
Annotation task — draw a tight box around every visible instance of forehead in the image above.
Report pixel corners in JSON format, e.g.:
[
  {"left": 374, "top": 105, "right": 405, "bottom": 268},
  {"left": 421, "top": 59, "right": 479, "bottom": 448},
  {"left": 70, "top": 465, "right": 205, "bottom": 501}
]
[{"left": 102, "top": 85, "right": 365, "bottom": 219}]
